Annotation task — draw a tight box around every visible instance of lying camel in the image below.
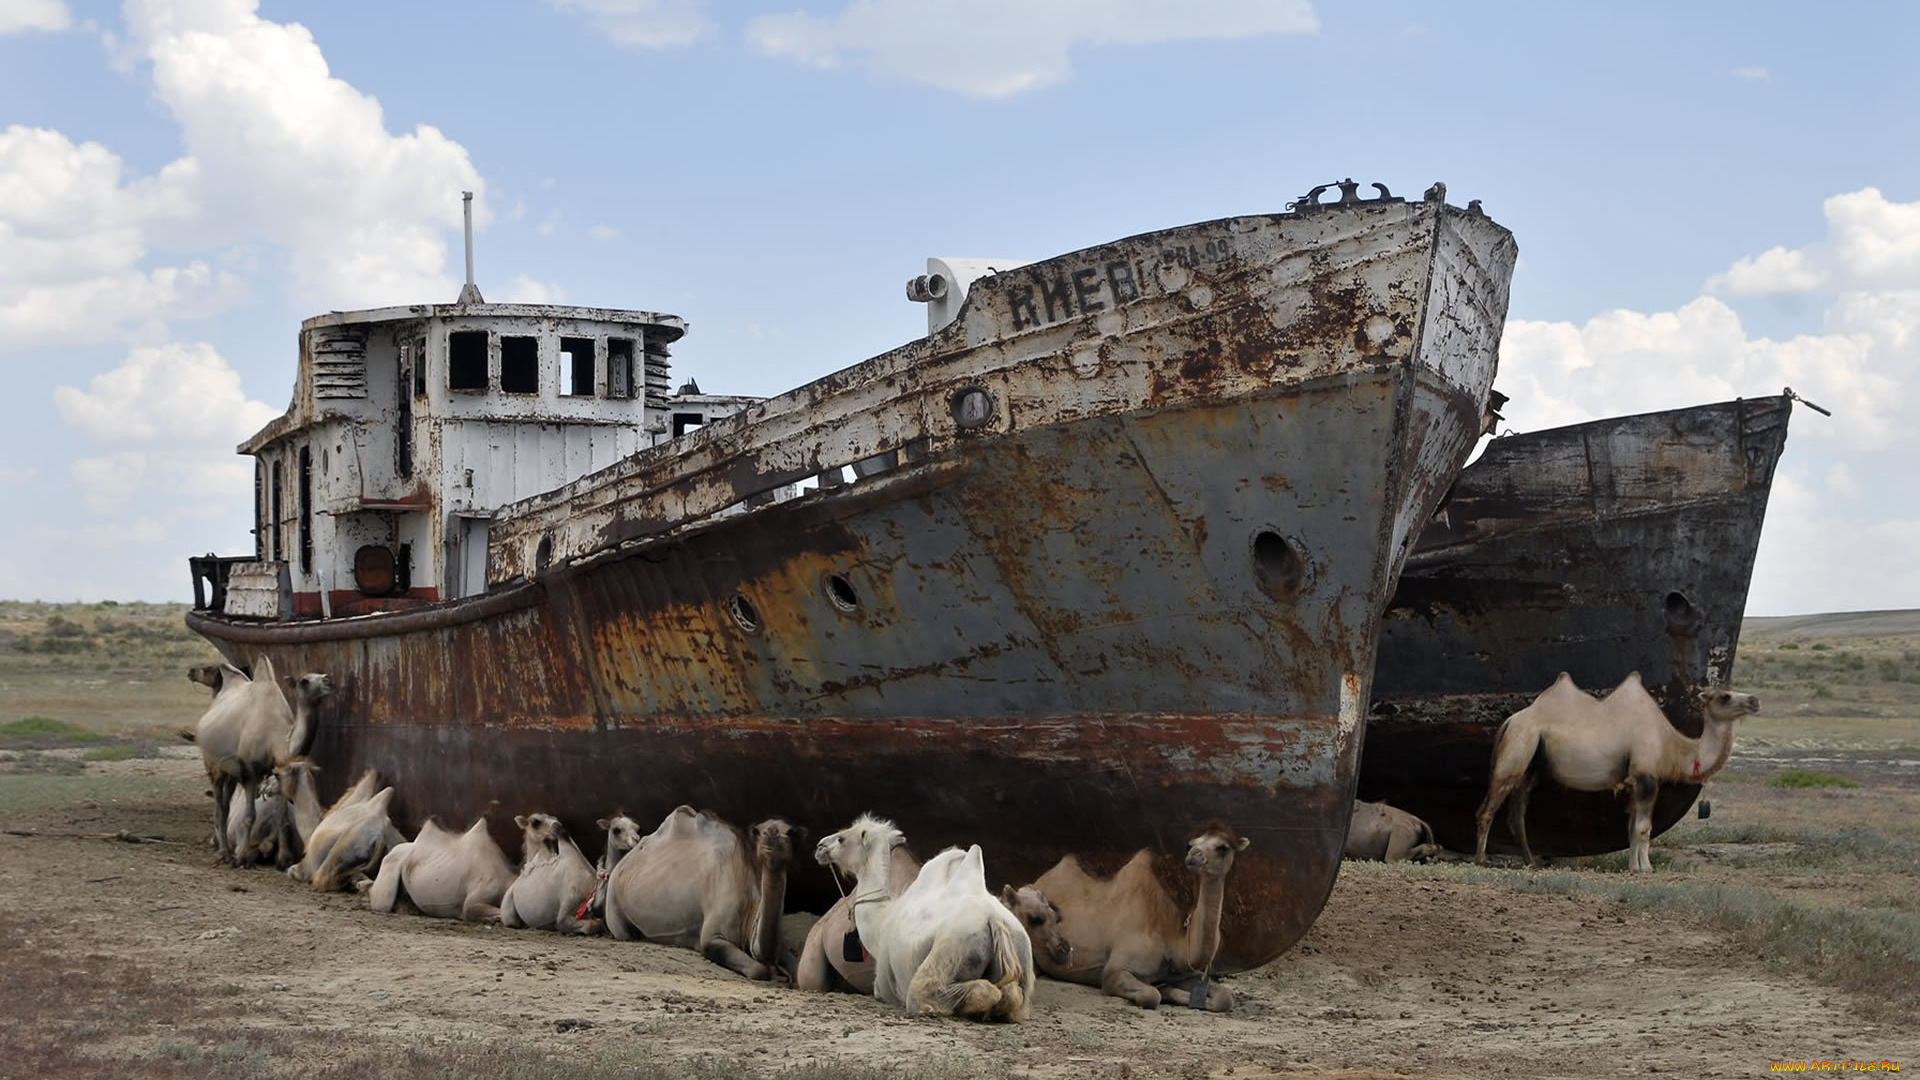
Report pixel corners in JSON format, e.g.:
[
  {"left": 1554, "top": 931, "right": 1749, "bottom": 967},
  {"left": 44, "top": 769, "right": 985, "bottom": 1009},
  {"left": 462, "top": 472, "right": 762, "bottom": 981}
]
[
  {"left": 816, "top": 814, "right": 1034, "bottom": 1022},
  {"left": 796, "top": 840, "right": 923, "bottom": 993},
  {"left": 1345, "top": 800, "right": 1442, "bottom": 863},
  {"left": 1025, "top": 821, "right": 1249, "bottom": 1011},
  {"left": 1476, "top": 673, "right": 1760, "bottom": 872},
  {"left": 365, "top": 817, "right": 515, "bottom": 922},
  {"left": 584, "top": 814, "right": 643, "bottom": 921},
  {"left": 288, "top": 769, "right": 404, "bottom": 892},
  {"left": 1000, "top": 885, "right": 1073, "bottom": 969},
  {"left": 603, "top": 807, "right": 799, "bottom": 981},
  {"left": 225, "top": 773, "right": 302, "bottom": 870},
  {"left": 500, "top": 813, "right": 600, "bottom": 933},
  {"left": 193, "top": 657, "right": 330, "bottom": 867}
]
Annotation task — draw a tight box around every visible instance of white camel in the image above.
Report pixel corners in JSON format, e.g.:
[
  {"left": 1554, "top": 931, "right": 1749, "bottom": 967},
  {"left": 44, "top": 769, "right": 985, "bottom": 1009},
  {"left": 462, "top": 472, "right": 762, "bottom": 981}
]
[
  {"left": 601, "top": 806, "right": 798, "bottom": 982},
  {"left": 365, "top": 817, "right": 516, "bottom": 922},
  {"left": 795, "top": 841, "right": 923, "bottom": 994},
  {"left": 583, "top": 814, "right": 644, "bottom": 922},
  {"left": 815, "top": 814, "right": 1035, "bottom": 1022},
  {"left": 288, "top": 769, "right": 405, "bottom": 892},
  {"left": 1476, "top": 672, "right": 1760, "bottom": 872},
  {"left": 500, "top": 813, "right": 600, "bottom": 933},
  {"left": 193, "top": 656, "right": 330, "bottom": 866}
]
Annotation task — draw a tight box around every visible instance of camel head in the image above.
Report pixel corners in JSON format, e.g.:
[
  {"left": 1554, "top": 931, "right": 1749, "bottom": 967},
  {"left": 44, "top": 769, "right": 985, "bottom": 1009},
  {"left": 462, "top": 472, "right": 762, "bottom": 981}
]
[
  {"left": 1698, "top": 686, "right": 1760, "bottom": 723},
  {"left": 815, "top": 813, "right": 903, "bottom": 878},
  {"left": 596, "top": 814, "right": 643, "bottom": 862},
  {"left": 1000, "top": 884, "right": 1072, "bottom": 966},
  {"left": 1185, "top": 821, "right": 1250, "bottom": 879},
  {"left": 291, "top": 673, "right": 334, "bottom": 707},
  {"left": 749, "top": 818, "right": 803, "bottom": 871},
  {"left": 515, "top": 812, "right": 571, "bottom": 854},
  {"left": 187, "top": 664, "right": 220, "bottom": 691}
]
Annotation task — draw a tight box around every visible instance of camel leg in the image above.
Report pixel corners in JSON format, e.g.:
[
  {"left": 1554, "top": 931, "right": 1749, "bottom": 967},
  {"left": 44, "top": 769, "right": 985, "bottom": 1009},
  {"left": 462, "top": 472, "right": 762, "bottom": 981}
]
[
  {"left": 1101, "top": 964, "right": 1164, "bottom": 1009},
  {"left": 603, "top": 891, "right": 638, "bottom": 941},
  {"left": 1384, "top": 825, "right": 1416, "bottom": 863},
  {"left": 232, "top": 780, "right": 261, "bottom": 868},
  {"left": 1160, "top": 974, "right": 1235, "bottom": 1013},
  {"left": 1628, "top": 774, "right": 1657, "bottom": 873},
  {"left": 498, "top": 884, "right": 524, "bottom": 929},
  {"left": 461, "top": 898, "right": 502, "bottom": 924},
  {"left": 794, "top": 924, "right": 835, "bottom": 992},
  {"left": 701, "top": 935, "right": 771, "bottom": 981},
  {"left": 1508, "top": 771, "right": 1539, "bottom": 868},
  {"left": 211, "top": 774, "right": 239, "bottom": 864},
  {"left": 365, "top": 844, "right": 411, "bottom": 912}
]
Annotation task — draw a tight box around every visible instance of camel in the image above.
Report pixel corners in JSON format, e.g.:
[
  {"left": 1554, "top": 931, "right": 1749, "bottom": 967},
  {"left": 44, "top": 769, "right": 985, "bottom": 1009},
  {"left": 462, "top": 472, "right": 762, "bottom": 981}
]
[
  {"left": 999, "top": 885, "right": 1074, "bottom": 969},
  {"left": 1475, "top": 672, "right": 1761, "bottom": 872},
  {"left": 583, "top": 814, "right": 643, "bottom": 922},
  {"left": 224, "top": 773, "right": 302, "bottom": 870},
  {"left": 1345, "top": 800, "right": 1443, "bottom": 863},
  {"left": 1023, "top": 821, "right": 1249, "bottom": 1012},
  {"left": 364, "top": 816, "right": 516, "bottom": 922},
  {"left": 500, "top": 813, "right": 600, "bottom": 933},
  {"left": 815, "top": 814, "right": 1035, "bottom": 1021},
  {"left": 796, "top": 840, "right": 923, "bottom": 994},
  {"left": 187, "top": 662, "right": 249, "bottom": 698},
  {"left": 602, "top": 806, "right": 799, "bottom": 982},
  {"left": 192, "top": 656, "right": 330, "bottom": 866},
  {"left": 288, "top": 769, "right": 405, "bottom": 892}
]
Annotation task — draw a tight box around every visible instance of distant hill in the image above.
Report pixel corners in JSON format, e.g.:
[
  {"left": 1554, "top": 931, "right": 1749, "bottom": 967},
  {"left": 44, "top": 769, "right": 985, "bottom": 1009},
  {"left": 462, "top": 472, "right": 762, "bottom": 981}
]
[{"left": 1742, "top": 610, "right": 1920, "bottom": 641}]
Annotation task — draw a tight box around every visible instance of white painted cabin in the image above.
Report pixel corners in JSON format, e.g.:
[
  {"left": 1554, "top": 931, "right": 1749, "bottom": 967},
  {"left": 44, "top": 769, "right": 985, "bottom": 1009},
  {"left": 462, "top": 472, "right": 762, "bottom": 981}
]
[{"left": 227, "top": 301, "right": 761, "bottom": 617}]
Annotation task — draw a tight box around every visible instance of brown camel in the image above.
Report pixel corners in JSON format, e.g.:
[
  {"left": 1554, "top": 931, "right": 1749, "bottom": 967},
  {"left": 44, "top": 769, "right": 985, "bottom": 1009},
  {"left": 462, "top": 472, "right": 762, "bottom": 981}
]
[
  {"left": 1476, "top": 673, "right": 1760, "bottom": 872},
  {"left": 1025, "top": 821, "right": 1249, "bottom": 1011},
  {"left": 1344, "top": 800, "right": 1442, "bottom": 863},
  {"left": 602, "top": 806, "right": 800, "bottom": 981}
]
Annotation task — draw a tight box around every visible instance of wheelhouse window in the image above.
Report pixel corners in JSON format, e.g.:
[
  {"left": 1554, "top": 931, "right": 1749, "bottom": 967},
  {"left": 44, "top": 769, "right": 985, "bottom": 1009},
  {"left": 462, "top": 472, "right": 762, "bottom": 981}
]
[
  {"left": 673, "top": 412, "right": 705, "bottom": 437},
  {"left": 297, "top": 445, "right": 313, "bottom": 575},
  {"left": 269, "top": 460, "right": 284, "bottom": 561},
  {"left": 500, "top": 335, "right": 539, "bottom": 394},
  {"left": 448, "top": 330, "right": 488, "bottom": 391},
  {"left": 608, "top": 337, "right": 635, "bottom": 399},
  {"left": 560, "top": 337, "right": 595, "bottom": 396},
  {"left": 412, "top": 337, "right": 427, "bottom": 396}
]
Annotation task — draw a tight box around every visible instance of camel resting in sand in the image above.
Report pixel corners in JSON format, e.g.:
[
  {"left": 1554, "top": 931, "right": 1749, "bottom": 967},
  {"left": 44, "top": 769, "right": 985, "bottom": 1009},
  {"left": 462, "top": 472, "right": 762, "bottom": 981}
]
[
  {"left": 1345, "top": 800, "right": 1442, "bottom": 863},
  {"left": 583, "top": 814, "right": 643, "bottom": 922},
  {"left": 1023, "top": 821, "right": 1249, "bottom": 1012},
  {"left": 1476, "top": 673, "right": 1760, "bottom": 872},
  {"left": 288, "top": 769, "right": 404, "bottom": 892},
  {"left": 602, "top": 806, "right": 800, "bottom": 981},
  {"left": 364, "top": 816, "right": 516, "bottom": 922},
  {"left": 500, "top": 813, "right": 600, "bottom": 933},
  {"left": 796, "top": 840, "right": 923, "bottom": 994},
  {"left": 816, "top": 814, "right": 1035, "bottom": 1021}
]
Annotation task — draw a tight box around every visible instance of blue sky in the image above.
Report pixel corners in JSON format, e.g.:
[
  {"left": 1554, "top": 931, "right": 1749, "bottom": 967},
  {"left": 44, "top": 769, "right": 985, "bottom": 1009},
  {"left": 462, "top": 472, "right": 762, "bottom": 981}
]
[{"left": 2, "top": 0, "right": 1916, "bottom": 614}]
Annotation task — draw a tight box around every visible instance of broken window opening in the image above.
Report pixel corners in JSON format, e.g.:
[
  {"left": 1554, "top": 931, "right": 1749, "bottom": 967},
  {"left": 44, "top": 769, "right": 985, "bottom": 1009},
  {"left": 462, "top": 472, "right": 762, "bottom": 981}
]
[
  {"left": 413, "top": 337, "right": 428, "bottom": 396},
  {"left": 560, "top": 337, "right": 595, "bottom": 397},
  {"left": 672, "top": 412, "right": 705, "bottom": 438},
  {"left": 269, "top": 460, "right": 284, "bottom": 562},
  {"left": 253, "top": 464, "right": 265, "bottom": 558},
  {"left": 501, "top": 335, "right": 539, "bottom": 394},
  {"left": 298, "top": 445, "right": 313, "bottom": 577},
  {"left": 397, "top": 346, "right": 414, "bottom": 478},
  {"left": 448, "top": 330, "right": 488, "bottom": 391},
  {"left": 608, "top": 338, "right": 635, "bottom": 399}
]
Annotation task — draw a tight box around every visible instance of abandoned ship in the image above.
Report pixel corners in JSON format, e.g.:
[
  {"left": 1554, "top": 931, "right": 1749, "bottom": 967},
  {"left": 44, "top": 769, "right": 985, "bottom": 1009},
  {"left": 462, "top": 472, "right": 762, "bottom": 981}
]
[
  {"left": 1362, "top": 394, "right": 1797, "bottom": 855},
  {"left": 185, "top": 182, "right": 1518, "bottom": 970}
]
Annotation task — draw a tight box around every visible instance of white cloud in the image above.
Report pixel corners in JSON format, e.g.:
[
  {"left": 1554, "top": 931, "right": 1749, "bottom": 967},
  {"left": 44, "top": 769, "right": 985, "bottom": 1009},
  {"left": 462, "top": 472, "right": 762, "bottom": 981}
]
[
  {"left": 0, "top": 463, "right": 40, "bottom": 482},
  {"left": 502, "top": 275, "right": 566, "bottom": 304},
  {"left": 1730, "top": 65, "right": 1770, "bottom": 82},
  {"left": 552, "top": 0, "right": 712, "bottom": 49},
  {"left": 1746, "top": 470, "right": 1920, "bottom": 616},
  {"left": 0, "top": 2, "right": 485, "bottom": 351},
  {"left": 588, "top": 223, "right": 618, "bottom": 241},
  {"left": 53, "top": 341, "right": 277, "bottom": 516},
  {"left": 748, "top": 0, "right": 1318, "bottom": 97},
  {"left": 1710, "top": 187, "right": 1920, "bottom": 295},
  {"left": 0, "top": 0, "right": 70, "bottom": 34}
]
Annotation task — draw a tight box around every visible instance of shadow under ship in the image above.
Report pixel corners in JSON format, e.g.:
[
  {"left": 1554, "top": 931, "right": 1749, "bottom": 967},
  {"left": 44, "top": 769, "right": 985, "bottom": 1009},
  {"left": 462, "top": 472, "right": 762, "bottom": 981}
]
[
  {"left": 1361, "top": 394, "right": 1794, "bottom": 856},
  {"left": 186, "top": 183, "right": 1517, "bottom": 970}
]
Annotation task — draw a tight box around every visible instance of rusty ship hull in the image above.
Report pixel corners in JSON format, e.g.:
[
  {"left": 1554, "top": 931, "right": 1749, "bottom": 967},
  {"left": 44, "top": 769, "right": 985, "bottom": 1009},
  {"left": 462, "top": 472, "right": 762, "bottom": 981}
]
[
  {"left": 188, "top": 196, "right": 1516, "bottom": 971},
  {"left": 1360, "top": 395, "right": 1792, "bottom": 856}
]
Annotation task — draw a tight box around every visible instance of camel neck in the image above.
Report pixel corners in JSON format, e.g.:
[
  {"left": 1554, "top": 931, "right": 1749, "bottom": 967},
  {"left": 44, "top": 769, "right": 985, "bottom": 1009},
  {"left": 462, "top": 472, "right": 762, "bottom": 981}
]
[
  {"left": 1184, "top": 874, "right": 1227, "bottom": 972},
  {"left": 751, "top": 860, "right": 789, "bottom": 964},
  {"left": 1690, "top": 717, "right": 1736, "bottom": 780},
  {"left": 288, "top": 781, "right": 323, "bottom": 845},
  {"left": 288, "top": 700, "right": 315, "bottom": 761}
]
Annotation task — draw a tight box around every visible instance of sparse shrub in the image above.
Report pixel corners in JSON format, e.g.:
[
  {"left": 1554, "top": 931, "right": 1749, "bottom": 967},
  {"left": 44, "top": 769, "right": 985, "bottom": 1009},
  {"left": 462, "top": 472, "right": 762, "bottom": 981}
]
[
  {"left": 1812, "top": 682, "right": 1834, "bottom": 698},
  {"left": 0, "top": 716, "right": 87, "bottom": 736},
  {"left": 1770, "top": 769, "right": 1859, "bottom": 789},
  {"left": 1811, "top": 642, "right": 1831, "bottom": 651},
  {"left": 43, "top": 615, "right": 89, "bottom": 639},
  {"left": 8, "top": 752, "right": 87, "bottom": 775}
]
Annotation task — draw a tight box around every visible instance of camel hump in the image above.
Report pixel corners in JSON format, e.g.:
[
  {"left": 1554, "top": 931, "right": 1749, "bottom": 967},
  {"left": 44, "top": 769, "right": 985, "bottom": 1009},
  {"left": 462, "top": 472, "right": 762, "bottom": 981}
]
[{"left": 253, "top": 654, "right": 278, "bottom": 685}]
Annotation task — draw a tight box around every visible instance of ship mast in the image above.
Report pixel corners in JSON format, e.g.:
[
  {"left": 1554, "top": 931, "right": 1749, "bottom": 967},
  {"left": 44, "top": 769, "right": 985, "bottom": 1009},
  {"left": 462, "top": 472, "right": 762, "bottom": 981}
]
[{"left": 456, "top": 190, "right": 484, "bottom": 305}]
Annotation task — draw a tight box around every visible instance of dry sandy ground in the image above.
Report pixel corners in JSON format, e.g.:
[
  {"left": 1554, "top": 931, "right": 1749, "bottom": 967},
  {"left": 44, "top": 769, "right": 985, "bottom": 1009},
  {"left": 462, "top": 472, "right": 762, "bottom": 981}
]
[{"left": 1, "top": 753, "right": 1913, "bottom": 1080}]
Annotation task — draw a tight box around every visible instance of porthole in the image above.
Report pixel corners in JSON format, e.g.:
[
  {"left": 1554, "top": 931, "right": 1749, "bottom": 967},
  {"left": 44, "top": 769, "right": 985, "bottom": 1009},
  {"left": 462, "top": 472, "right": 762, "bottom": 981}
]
[
  {"left": 727, "top": 593, "right": 762, "bottom": 633},
  {"left": 534, "top": 535, "right": 553, "bottom": 571},
  {"left": 951, "top": 387, "right": 995, "bottom": 430},
  {"left": 826, "top": 574, "right": 859, "bottom": 612},
  {"left": 1252, "top": 530, "right": 1306, "bottom": 600}
]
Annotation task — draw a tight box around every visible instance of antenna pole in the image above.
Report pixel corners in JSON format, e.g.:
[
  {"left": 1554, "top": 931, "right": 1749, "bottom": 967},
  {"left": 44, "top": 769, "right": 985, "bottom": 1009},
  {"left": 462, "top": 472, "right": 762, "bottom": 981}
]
[{"left": 457, "top": 191, "right": 484, "bottom": 304}]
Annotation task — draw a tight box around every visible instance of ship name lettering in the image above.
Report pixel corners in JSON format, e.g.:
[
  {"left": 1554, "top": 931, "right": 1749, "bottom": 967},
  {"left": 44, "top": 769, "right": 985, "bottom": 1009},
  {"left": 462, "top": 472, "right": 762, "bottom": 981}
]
[
  {"left": 1008, "top": 259, "right": 1143, "bottom": 330},
  {"left": 1160, "top": 237, "right": 1235, "bottom": 269}
]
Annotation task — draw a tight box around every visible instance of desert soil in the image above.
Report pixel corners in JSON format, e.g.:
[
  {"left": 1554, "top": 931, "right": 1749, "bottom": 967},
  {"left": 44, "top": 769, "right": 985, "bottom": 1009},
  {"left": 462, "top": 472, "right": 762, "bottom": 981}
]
[{"left": 2, "top": 751, "right": 1912, "bottom": 1080}]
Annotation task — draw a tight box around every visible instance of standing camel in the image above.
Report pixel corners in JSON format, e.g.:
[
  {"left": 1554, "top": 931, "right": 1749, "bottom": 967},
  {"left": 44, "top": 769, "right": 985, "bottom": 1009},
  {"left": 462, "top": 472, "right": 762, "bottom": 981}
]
[
  {"left": 193, "top": 656, "right": 330, "bottom": 866},
  {"left": 1475, "top": 672, "right": 1760, "bottom": 872},
  {"left": 1022, "top": 821, "right": 1249, "bottom": 1011}
]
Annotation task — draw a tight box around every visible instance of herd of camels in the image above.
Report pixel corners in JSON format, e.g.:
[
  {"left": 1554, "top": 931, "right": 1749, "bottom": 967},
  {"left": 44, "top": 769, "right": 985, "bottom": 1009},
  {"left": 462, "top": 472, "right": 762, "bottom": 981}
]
[{"left": 185, "top": 657, "right": 1758, "bottom": 1022}]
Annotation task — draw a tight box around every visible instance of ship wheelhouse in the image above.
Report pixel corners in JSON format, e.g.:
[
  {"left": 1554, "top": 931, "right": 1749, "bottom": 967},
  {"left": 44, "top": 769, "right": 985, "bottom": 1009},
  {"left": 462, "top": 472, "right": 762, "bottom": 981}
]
[{"left": 207, "top": 302, "right": 693, "bottom": 619}]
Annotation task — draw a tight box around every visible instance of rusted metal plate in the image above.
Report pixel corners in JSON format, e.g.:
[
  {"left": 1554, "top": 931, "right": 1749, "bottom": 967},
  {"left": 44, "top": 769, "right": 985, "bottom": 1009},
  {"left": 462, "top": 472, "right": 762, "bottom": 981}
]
[
  {"left": 1362, "top": 396, "right": 1792, "bottom": 855},
  {"left": 188, "top": 195, "right": 1517, "bottom": 970},
  {"left": 222, "top": 561, "right": 291, "bottom": 620}
]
